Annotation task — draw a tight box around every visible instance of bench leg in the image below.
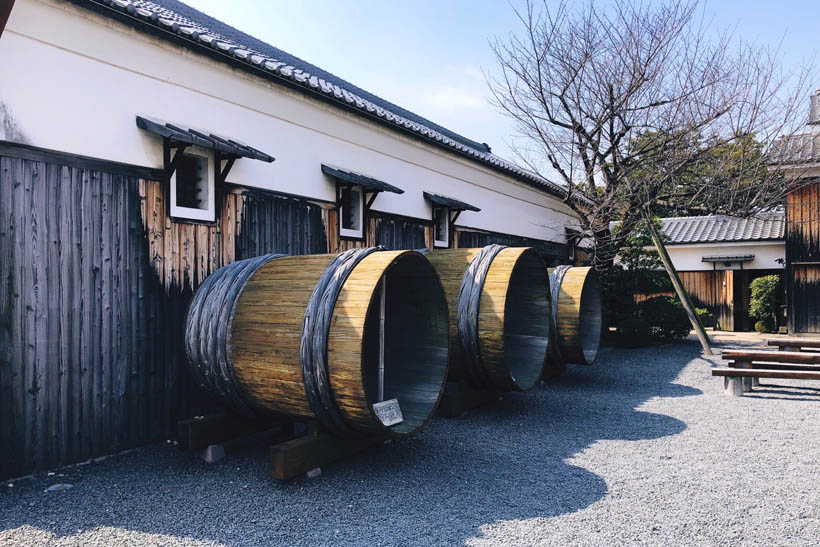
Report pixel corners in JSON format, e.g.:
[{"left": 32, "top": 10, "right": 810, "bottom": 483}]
[{"left": 724, "top": 375, "right": 745, "bottom": 397}]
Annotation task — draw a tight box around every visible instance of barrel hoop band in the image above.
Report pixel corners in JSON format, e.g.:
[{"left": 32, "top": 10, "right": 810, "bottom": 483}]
[
  {"left": 300, "top": 247, "right": 383, "bottom": 436},
  {"left": 184, "top": 254, "right": 287, "bottom": 416},
  {"left": 456, "top": 244, "right": 507, "bottom": 389},
  {"left": 549, "top": 264, "right": 572, "bottom": 366}
]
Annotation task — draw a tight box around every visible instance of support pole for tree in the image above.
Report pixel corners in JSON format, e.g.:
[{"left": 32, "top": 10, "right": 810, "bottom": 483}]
[
  {"left": 644, "top": 213, "right": 713, "bottom": 355},
  {"left": 0, "top": 0, "right": 16, "bottom": 39}
]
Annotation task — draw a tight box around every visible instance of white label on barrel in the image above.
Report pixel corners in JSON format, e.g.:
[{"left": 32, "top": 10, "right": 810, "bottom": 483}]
[{"left": 373, "top": 399, "right": 403, "bottom": 426}]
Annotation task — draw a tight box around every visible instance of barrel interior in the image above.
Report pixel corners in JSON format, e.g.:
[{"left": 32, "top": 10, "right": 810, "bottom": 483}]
[
  {"left": 502, "top": 250, "right": 550, "bottom": 390},
  {"left": 579, "top": 271, "right": 602, "bottom": 365},
  {"left": 362, "top": 253, "right": 449, "bottom": 435}
]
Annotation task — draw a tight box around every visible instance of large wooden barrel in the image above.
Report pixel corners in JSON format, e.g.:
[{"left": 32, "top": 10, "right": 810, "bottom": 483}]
[
  {"left": 184, "top": 249, "right": 450, "bottom": 438},
  {"left": 549, "top": 265, "right": 602, "bottom": 366},
  {"left": 424, "top": 246, "right": 550, "bottom": 392}
]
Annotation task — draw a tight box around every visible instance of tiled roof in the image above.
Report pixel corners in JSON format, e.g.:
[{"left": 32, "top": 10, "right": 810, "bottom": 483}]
[
  {"left": 659, "top": 212, "right": 785, "bottom": 245},
  {"left": 771, "top": 130, "right": 820, "bottom": 165},
  {"left": 72, "top": 0, "right": 582, "bottom": 202}
]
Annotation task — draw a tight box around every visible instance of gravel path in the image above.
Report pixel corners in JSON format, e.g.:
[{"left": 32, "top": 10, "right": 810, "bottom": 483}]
[{"left": 3, "top": 337, "right": 820, "bottom": 546}]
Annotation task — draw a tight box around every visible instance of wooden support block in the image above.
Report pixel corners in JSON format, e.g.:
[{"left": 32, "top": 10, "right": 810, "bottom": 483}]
[
  {"left": 269, "top": 429, "right": 385, "bottom": 481},
  {"left": 722, "top": 360, "right": 751, "bottom": 396},
  {"left": 724, "top": 375, "right": 745, "bottom": 397},
  {"left": 177, "top": 413, "right": 289, "bottom": 451},
  {"left": 436, "top": 381, "right": 503, "bottom": 418}
]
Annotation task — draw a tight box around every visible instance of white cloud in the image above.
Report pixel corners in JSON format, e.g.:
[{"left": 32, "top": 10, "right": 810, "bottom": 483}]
[{"left": 421, "top": 85, "right": 488, "bottom": 111}]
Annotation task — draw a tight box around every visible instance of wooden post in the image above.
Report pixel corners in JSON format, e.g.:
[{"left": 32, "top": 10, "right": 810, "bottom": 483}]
[
  {"left": 723, "top": 362, "right": 748, "bottom": 396},
  {"left": 0, "top": 0, "right": 15, "bottom": 39},
  {"left": 645, "top": 214, "right": 713, "bottom": 355},
  {"left": 378, "top": 278, "right": 386, "bottom": 402}
]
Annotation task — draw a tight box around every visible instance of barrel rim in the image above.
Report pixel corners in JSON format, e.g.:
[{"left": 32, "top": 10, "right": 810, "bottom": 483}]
[
  {"left": 341, "top": 249, "right": 452, "bottom": 437},
  {"left": 552, "top": 265, "right": 602, "bottom": 366},
  {"left": 494, "top": 246, "right": 551, "bottom": 391}
]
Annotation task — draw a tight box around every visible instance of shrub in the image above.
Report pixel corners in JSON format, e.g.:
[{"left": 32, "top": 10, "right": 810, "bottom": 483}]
[
  {"left": 615, "top": 317, "right": 653, "bottom": 347},
  {"left": 639, "top": 296, "right": 691, "bottom": 340},
  {"left": 749, "top": 275, "right": 780, "bottom": 333},
  {"left": 695, "top": 307, "right": 716, "bottom": 328},
  {"left": 754, "top": 320, "right": 769, "bottom": 333}
]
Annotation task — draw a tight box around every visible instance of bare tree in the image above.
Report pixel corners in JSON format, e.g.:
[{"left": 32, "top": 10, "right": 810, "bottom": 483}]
[{"left": 489, "top": 0, "right": 815, "bottom": 353}]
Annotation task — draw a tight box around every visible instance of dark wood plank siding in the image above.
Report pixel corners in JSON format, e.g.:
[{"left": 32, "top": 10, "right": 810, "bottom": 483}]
[
  {"left": 786, "top": 182, "right": 820, "bottom": 333},
  {"left": 325, "top": 210, "right": 433, "bottom": 252},
  {"left": 0, "top": 153, "right": 329, "bottom": 479},
  {"left": 236, "top": 190, "right": 327, "bottom": 258},
  {"left": 792, "top": 265, "right": 820, "bottom": 333},
  {"left": 455, "top": 228, "right": 567, "bottom": 264},
  {"left": 678, "top": 271, "right": 736, "bottom": 331},
  {"left": 636, "top": 269, "right": 784, "bottom": 332},
  {"left": 372, "top": 212, "right": 429, "bottom": 250}
]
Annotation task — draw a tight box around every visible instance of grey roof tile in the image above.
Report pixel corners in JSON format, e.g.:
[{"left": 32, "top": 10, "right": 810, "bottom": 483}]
[
  {"left": 772, "top": 131, "right": 820, "bottom": 164},
  {"left": 659, "top": 212, "right": 784, "bottom": 244}
]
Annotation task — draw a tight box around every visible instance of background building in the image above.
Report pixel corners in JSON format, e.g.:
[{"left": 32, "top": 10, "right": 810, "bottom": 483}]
[
  {"left": 652, "top": 213, "right": 785, "bottom": 332},
  {"left": 774, "top": 89, "right": 820, "bottom": 335}
]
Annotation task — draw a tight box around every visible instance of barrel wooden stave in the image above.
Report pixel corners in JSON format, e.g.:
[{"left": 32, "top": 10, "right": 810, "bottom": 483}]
[
  {"left": 231, "top": 254, "right": 336, "bottom": 418},
  {"left": 195, "top": 250, "right": 449, "bottom": 437},
  {"left": 424, "top": 248, "right": 482, "bottom": 380},
  {"left": 426, "top": 247, "right": 550, "bottom": 391},
  {"left": 549, "top": 266, "right": 602, "bottom": 366}
]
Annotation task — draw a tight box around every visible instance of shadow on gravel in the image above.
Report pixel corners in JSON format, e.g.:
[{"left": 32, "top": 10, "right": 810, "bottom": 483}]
[{"left": 0, "top": 340, "right": 704, "bottom": 546}]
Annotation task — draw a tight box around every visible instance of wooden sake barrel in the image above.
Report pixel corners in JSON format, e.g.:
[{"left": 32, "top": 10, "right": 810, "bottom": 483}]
[
  {"left": 184, "top": 249, "right": 450, "bottom": 438},
  {"left": 549, "top": 266, "right": 602, "bottom": 366},
  {"left": 424, "top": 246, "right": 550, "bottom": 392}
]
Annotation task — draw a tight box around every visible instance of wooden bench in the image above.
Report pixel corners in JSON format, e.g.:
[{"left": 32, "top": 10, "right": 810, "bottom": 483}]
[
  {"left": 759, "top": 338, "right": 820, "bottom": 386},
  {"left": 767, "top": 338, "right": 820, "bottom": 352},
  {"left": 712, "top": 349, "right": 820, "bottom": 396}
]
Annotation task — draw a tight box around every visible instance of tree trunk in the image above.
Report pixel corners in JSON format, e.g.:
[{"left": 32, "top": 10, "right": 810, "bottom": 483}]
[{"left": 644, "top": 214, "right": 713, "bottom": 355}]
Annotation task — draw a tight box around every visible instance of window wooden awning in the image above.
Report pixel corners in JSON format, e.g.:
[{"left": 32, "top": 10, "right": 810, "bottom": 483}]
[
  {"left": 321, "top": 164, "right": 404, "bottom": 194},
  {"left": 137, "top": 115, "right": 275, "bottom": 185},
  {"left": 702, "top": 255, "right": 755, "bottom": 263},
  {"left": 137, "top": 116, "right": 275, "bottom": 162},
  {"left": 322, "top": 164, "right": 403, "bottom": 210},
  {"left": 423, "top": 192, "right": 481, "bottom": 212}
]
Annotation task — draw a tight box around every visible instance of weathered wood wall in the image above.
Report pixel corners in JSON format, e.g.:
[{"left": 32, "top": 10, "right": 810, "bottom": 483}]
[
  {"left": 786, "top": 182, "right": 820, "bottom": 333},
  {"left": 0, "top": 150, "right": 327, "bottom": 479},
  {"left": 634, "top": 269, "right": 783, "bottom": 331},
  {"left": 326, "top": 209, "right": 433, "bottom": 252},
  {"left": 678, "top": 271, "right": 737, "bottom": 331},
  {"left": 455, "top": 228, "right": 567, "bottom": 264},
  {"left": 633, "top": 272, "right": 734, "bottom": 329},
  {"left": 0, "top": 143, "right": 569, "bottom": 478}
]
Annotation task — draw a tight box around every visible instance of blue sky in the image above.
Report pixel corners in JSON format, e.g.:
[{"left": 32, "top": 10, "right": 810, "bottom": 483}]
[{"left": 184, "top": 0, "right": 817, "bottom": 163}]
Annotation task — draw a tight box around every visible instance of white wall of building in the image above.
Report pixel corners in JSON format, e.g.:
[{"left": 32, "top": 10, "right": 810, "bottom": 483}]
[
  {"left": 663, "top": 241, "right": 785, "bottom": 271},
  {"left": 0, "top": 0, "right": 580, "bottom": 243}
]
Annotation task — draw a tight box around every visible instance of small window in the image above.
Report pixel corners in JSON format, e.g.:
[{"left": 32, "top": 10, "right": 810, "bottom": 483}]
[
  {"left": 433, "top": 207, "right": 449, "bottom": 247},
  {"left": 170, "top": 146, "right": 215, "bottom": 222},
  {"left": 339, "top": 185, "right": 364, "bottom": 239}
]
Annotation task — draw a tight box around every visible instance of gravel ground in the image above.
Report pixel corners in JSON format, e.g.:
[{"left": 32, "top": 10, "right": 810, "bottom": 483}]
[{"left": 3, "top": 336, "right": 820, "bottom": 546}]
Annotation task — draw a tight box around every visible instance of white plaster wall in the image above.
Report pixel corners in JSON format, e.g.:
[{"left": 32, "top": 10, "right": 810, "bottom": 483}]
[
  {"left": 664, "top": 242, "right": 785, "bottom": 271},
  {"left": 0, "top": 0, "right": 580, "bottom": 243}
]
